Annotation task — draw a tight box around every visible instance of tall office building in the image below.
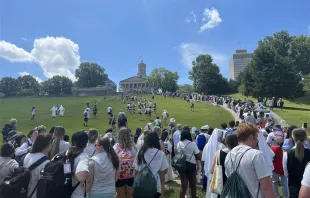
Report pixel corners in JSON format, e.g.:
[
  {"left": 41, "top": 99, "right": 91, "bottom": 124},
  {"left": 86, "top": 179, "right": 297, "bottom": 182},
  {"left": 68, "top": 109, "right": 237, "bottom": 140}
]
[{"left": 229, "top": 50, "right": 253, "bottom": 80}]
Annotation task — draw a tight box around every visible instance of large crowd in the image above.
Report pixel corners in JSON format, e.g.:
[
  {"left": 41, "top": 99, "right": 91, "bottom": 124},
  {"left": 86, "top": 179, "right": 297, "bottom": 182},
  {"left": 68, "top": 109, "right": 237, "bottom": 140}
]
[{"left": 0, "top": 94, "right": 310, "bottom": 198}]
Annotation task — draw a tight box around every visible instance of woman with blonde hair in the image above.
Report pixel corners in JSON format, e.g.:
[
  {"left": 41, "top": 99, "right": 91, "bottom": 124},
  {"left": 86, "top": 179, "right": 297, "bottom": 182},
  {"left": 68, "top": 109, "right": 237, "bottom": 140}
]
[
  {"left": 137, "top": 127, "right": 150, "bottom": 151},
  {"left": 49, "top": 126, "right": 70, "bottom": 159},
  {"left": 284, "top": 128, "right": 310, "bottom": 198},
  {"left": 113, "top": 128, "right": 137, "bottom": 198}
]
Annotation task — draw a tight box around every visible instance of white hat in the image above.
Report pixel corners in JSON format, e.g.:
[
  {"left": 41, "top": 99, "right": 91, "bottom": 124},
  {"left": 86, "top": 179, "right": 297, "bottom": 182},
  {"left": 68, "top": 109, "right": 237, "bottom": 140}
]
[
  {"left": 201, "top": 125, "right": 209, "bottom": 130},
  {"left": 170, "top": 118, "right": 175, "bottom": 123}
]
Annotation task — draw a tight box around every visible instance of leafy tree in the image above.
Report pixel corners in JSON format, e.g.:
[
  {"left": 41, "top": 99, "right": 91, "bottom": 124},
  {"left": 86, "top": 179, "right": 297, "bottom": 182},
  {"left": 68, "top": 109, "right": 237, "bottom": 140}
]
[
  {"left": 228, "top": 79, "right": 239, "bottom": 94},
  {"left": 290, "top": 35, "right": 310, "bottom": 75},
  {"left": 244, "top": 31, "right": 304, "bottom": 99},
  {"left": 177, "top": 84, "right": 194, "bottom": 93},
  {"left": 75, "top": 62, "right": 108, "bottom": 88},
  {"left": 302, "top": 74, "right": 310, "bottom": 92},
  {"left": 42, "top": 76, "right": 73, "bottom": 95},
  {"left": 189, "top": 54, "right": 229, "bottom": 94},
  {"left": 147, "top": 68, "right": 179, "bottom": 92},
  {"left": 0, "top": 77, "right": 19, "bottom": 96},
  {"left": 17, "top": 75, "right": 41, "bottom": 95}
]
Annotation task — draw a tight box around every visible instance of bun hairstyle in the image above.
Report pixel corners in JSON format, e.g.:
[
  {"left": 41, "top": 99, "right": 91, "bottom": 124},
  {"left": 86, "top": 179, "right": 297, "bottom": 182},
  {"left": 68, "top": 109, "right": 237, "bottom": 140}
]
[{"left": 292, "top": 128, "right": 307, "bottom": 162}]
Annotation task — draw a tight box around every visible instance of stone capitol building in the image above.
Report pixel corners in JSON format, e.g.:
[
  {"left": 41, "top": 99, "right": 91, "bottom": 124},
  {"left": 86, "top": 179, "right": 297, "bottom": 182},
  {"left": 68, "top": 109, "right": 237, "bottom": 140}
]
[{"left": 119, "top": 59, "right": 153, "bottom": 93}]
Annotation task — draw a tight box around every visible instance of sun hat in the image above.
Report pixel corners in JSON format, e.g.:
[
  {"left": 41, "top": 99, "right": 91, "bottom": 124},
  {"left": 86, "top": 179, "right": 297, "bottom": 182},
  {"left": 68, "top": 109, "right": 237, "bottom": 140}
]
[
  {"left": 170, "top": 118, "right": 175, "bottom": 123},
  {"left": 201, "top": 125, "right": 210, "bottom": 130}
]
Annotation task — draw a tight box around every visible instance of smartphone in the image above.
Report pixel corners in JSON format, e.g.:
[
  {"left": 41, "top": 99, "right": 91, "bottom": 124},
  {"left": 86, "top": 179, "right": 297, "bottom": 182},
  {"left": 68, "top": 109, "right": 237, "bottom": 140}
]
[{"left": 304, "top": 123, "right": 308, "bottom": 129}]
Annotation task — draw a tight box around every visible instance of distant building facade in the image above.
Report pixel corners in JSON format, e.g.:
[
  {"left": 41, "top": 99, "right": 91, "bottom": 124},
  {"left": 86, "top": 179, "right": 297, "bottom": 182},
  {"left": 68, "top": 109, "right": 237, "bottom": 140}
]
[
  {"left": 119, "top": 60, "right": 152, "bottom": 93},
  {"left": 229, "top": 50, "right": 253, "bottom": 80}
]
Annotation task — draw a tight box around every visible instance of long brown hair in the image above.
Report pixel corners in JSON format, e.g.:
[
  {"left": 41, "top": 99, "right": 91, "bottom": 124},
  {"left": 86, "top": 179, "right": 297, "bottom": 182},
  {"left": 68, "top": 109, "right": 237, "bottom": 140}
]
[
  {"left": 68, "top": 130, "right": 88, "bottom": 160},
  {"left": 97, "top": 137, "right": 119, "bottom": 169},
  {"left": 292, "top": 128, "right": 307, "bottom": 162},
  {"left": 31, "top": 134, "right": 52, "bottom": 153},
  {"left": 49, "top": 126, "right": 65, "bottom": 159},
  {"left": 118, "top": 128, "right": 134, "bottom": 150}
]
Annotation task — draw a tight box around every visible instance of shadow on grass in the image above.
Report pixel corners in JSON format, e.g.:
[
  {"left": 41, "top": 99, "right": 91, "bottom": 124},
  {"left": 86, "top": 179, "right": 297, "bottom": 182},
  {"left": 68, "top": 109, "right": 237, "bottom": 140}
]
[{"left": 281, "top": 106, "right": 310, "bottom": 111}]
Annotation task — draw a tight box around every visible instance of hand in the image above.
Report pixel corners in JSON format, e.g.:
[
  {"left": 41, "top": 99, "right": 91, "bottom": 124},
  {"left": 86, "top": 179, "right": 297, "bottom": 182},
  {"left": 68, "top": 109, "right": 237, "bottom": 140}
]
[{"left": 196, "top": 164, "right": 200, "bottom": 171}]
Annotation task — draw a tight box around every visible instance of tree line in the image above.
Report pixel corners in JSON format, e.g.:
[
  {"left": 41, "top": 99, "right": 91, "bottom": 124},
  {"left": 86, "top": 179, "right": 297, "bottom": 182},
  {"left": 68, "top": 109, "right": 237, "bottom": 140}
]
[
  {"left": 0, "top": 62, "right": 109, "bottom": 96},
  {"left": 189, "top": 31, "right": 310, "bottom": 99}
]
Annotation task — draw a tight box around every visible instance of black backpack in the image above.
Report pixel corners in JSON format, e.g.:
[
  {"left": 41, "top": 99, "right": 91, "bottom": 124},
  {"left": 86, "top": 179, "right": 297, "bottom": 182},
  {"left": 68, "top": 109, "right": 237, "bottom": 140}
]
[
  {"left": 2, "top": 124, "right": 14, "bottom": 142},
  {"left": 36, "top": 152, "right": 84, "bottom": 198},
  {"left": 171, "top": 142, "right": 193, "bottom": 172},
  {"left": 0, "top": 156, "right": 48, "bottom": 198}
]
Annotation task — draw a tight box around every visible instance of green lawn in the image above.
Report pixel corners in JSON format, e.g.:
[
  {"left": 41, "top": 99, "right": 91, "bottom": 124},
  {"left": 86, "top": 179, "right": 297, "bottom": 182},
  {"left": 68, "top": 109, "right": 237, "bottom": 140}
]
[
  {"left": 0, "top": 95, "right": 233, "bottom": 198},
  {"left": 229, "top": 93, "right": 310, "bottom": 127}
]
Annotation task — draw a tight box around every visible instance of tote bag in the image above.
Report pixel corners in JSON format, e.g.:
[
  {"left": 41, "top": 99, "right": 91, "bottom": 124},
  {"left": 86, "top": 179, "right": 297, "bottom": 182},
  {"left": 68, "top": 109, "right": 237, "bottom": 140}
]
[{"left": 210, "top": 151, "right": 223, "bottom": 194}]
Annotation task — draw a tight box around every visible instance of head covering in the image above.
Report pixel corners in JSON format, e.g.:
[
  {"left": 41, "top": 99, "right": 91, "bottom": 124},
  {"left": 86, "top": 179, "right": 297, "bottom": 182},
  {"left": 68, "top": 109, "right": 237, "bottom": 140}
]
[
  {"left": 170, "top": 118, "right": 175, "bottom": 123},
  {"left": 72, "top": 131, "right": 88, "bottom": 148},
  {"left": 201, "top": 125, "right": 209, "bottom": 130},
  {"left": 258, "top": 130, "right": 274, "bottom": 173},
  {"left": 177, "top": 124, "right": 182, "bottom": 130},
  {"left": 202, "top": 128, "right": 224, "bottom": 177}
]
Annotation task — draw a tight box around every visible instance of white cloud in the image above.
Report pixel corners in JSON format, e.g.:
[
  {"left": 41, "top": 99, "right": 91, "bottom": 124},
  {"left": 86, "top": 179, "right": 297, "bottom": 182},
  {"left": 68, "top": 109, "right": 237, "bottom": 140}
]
[
  {"left": 179, "top": 42, "right": 227, "bottom": 69},
  {"left": 18, "top": 71, "right": 43, "bottom": 83},
  {"left": 0, "top": 37, "right": 80, "bottom": 81},
  {"left": 191, "top": 11, "right": 197, "bottom": 23},
  {"left": 20, "top": 37, "right": 28, "bottom": 41},
  {"left": 200, "top": 8, "right": 222, "bottom": 32},
  {"left": 185, "top": 11, "right": 197, "bottom": 24}
]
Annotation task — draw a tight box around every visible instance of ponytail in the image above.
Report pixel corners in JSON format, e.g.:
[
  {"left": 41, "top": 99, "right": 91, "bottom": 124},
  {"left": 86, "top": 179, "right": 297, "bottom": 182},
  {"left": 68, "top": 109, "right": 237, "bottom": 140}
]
[
  {"left": 106, "top": 145, "right": 119, "bottom": 170},
  {"left": 67, "top": 146, "right": 84, "bottom": 160},
  {"left": 295, "top": 140, "right": 305, "bottom": 162}
]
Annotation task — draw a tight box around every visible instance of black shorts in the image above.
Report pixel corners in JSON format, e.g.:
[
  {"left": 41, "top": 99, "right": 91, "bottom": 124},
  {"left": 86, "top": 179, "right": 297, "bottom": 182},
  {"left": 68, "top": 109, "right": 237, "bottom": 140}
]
[
  {"left": 191, "top": 104, "right": 194, "bottom": 107},
  {"left": 84, "top": 117, "right": 88, "bottom": 122},
  {"left": 178, "top": 161, "right": 196, "bottom": 174},
  {"left": 115, "top": 178, "right": 134, "bottom": 187}
]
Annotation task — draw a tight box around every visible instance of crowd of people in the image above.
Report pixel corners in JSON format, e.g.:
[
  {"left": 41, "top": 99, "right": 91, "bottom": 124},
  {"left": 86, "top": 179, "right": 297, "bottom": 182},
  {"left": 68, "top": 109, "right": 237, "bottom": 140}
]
[{"left": 0, "top": 94, "right": 310, "bottom": 198}]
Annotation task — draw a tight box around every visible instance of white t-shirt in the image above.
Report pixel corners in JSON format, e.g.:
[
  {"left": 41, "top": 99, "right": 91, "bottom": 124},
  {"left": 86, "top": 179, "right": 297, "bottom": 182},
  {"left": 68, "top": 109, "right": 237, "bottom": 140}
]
[
  {"left": 301, "top": 163, "right": 310, "bottom": 188},
  {"left": 59, "top": 140, "right": 71, "bottom": 154},
  {"left": 15, "top": 138, "right": 32, "bottom": 157},
  {"left": 134, "top": 148, "right": 169, "bottom": 193},
  {"left": 0, "top": 157, "right": 19, "bottom": 184},
  {"left": 177, "top": 140, "right": 200, "bottom": 164},
  {"left": 23, "top": 153, "right": 50, "bottom": 198},
  {"left": 173, "top": 130, "right": 181, "bottom": 146},
  {"left": 84, "top": 143, "right": 96, "bottom": 157},
  {"left": 32, "top": 109, "right": 36, "bottom": 115},
  {"left": 107, "top": 107, "right": 112, "bottom": 113},
  {"left": 266, "top": 131, "right": 286, "bottom": 147},
  {"left": 71, "top": 152, "right": 89, "bottom": 198},
  {"left": 89, "top": 152, "right": 116, "bottom": 194},
  {"left": 162, "top": 112, "right": 168, "bottom": 119},
  {"left": 225, "top": 145, "right": 272, "bottom": 198}
]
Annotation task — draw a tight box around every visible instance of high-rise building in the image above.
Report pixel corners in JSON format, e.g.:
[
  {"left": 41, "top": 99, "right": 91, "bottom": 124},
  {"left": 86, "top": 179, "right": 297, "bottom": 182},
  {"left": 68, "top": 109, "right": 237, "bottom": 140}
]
[{"left": 229, "top": 50, "right": 253, "bottom": 80}]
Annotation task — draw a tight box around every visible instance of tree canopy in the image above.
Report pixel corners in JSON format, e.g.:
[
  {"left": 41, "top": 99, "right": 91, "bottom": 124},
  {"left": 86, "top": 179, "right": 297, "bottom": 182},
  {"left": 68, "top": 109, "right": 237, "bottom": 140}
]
[
  {"left": 177, "top": 84, "right": 194, "bottom": 93},
  {"left": 147, "top": 67, "right": 179, "bottom": 92},
  {"left": 75, "top": 62, "right": 109, "bottom": 88},
  {"left": 238, "top": 31, "right": 305, "bottom": 99},
  {"left": 42, "top": 76, "right": 73, "bottom": 96},
  {"left": 189, "top": 54, "right": 229, "bottom": 94},
  {"left": 17, "top": 75, "right": 41, "bottom": 95}
]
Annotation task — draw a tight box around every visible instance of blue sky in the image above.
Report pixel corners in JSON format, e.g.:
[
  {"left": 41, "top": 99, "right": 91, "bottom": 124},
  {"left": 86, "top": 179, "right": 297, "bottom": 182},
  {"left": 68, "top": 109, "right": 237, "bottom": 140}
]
[{"left": 0, "top": 0, "right": 309, "bottom": 86}]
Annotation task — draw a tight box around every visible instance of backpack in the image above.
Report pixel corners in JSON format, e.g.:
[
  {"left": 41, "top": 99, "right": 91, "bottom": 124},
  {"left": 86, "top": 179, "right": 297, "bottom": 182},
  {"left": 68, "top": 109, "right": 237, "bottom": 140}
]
[
  {"left": 197, "top": 135, "right": 207, "bottom": 150},
  {"left": 36, "top": 152, "right": 82, "bottom": 198},
  {"left": 220, "top": 149, "right": 255, "bottom": 198},
  {"left": 0, "top": 156, "right": 48, "bottom": 198},
  {"left": 117, "top": 144, "right": 135, "bottom": 180},
  {"left": 132, "top": 150, "right": 159, "bottom": 198},
  {"left": 2, "top": 124, "right": 14, "bottom": 142},
  {"left": 171, "top": 142, "right": 193, "bottom": 172}
]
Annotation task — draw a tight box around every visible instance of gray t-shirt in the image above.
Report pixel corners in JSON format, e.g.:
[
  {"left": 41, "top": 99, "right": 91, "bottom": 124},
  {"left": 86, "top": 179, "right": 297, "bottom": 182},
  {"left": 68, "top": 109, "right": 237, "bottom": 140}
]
[
  {"left": 0, "top": 157, "right": 19, "bottom": 184},
  {"left": 225, "top": 145, "right": 272, "bottom": 198}
]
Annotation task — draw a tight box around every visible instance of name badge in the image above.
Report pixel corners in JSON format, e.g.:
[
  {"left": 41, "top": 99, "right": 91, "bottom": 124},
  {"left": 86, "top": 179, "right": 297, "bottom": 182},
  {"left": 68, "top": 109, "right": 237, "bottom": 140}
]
[{"left": 64, "top": 163, "right": 71, "bottom": 174}]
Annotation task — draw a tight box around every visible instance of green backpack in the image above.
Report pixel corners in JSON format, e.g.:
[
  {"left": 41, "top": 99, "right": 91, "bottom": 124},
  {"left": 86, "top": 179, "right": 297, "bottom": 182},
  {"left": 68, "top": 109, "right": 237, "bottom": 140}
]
[
  {"left": 132, "top": 150, "right": 159, "bottom": 198},
  {"left": 221, "top": 148, "right": 255, "bottom": 198},
  {"left": 171, "top": 142, "right": 193, "bottom": 172}
]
